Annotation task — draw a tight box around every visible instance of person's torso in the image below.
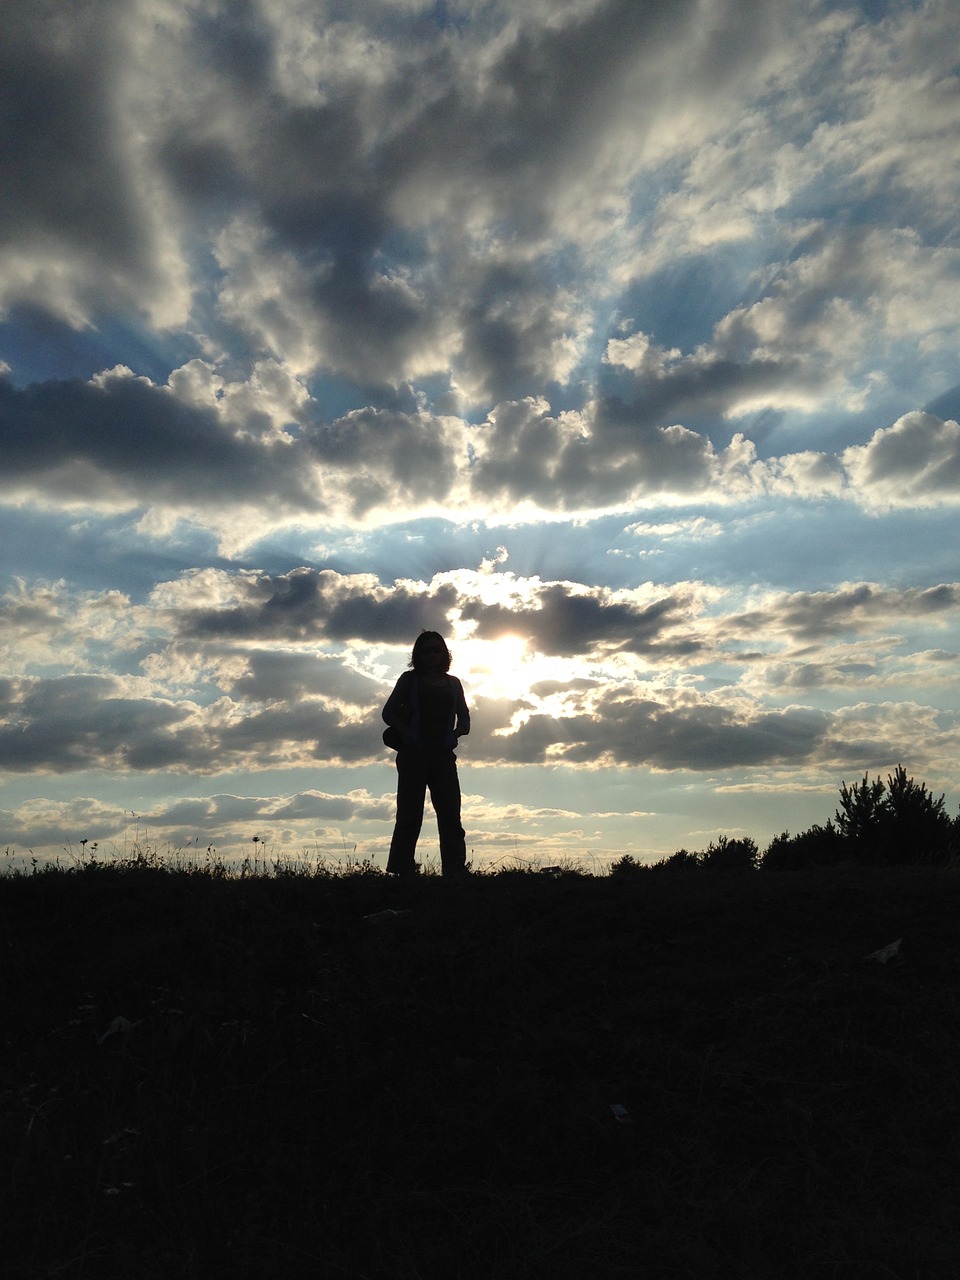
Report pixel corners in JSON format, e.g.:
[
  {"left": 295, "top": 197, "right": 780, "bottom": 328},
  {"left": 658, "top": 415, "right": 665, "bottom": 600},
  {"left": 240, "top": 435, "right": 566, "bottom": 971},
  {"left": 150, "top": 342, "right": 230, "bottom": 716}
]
[{"left": 417, "top": 677, "right": 455, "bottom": 746}]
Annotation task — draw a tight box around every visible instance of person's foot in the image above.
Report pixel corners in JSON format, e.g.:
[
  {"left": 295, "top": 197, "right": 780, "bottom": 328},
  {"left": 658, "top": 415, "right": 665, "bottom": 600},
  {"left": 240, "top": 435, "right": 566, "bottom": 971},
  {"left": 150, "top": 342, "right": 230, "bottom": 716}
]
[{"left": 387, "top": 863, "right": 420, "bottom": 878}]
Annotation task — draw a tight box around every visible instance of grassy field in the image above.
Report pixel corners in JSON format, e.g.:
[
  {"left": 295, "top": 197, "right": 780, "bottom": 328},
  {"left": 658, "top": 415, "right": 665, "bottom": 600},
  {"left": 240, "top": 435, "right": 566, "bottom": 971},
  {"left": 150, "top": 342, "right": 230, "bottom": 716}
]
[{"left": 3, "top": 858, "right": 960, "bottom": 1279}]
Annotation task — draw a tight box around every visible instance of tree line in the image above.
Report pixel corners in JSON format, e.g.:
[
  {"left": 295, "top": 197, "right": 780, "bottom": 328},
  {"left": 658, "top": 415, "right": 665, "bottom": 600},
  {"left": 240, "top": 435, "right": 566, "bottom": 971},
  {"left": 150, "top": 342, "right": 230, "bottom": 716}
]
[{"left": 612, "top": 766, "right": 959, "bottom": 874}]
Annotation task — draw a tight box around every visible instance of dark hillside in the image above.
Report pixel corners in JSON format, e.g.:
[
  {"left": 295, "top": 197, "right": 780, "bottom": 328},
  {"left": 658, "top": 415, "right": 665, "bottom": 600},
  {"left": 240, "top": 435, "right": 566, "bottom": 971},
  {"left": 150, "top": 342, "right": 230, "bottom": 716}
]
[{"left": 3, "top": 864, "right": 960, "bottom": 1278}]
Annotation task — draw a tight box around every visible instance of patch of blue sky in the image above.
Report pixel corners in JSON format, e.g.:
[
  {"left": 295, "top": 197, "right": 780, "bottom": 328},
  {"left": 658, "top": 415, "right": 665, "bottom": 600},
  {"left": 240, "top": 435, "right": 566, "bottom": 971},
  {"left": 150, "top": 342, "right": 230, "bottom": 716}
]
[
  {"left": 745, "top": 390, "right": 915, "bottom": 456},
  {"left": 292, "top": 515, "right": 634, "bottom": 590},
  {"left": 882, "top": 346, "right": 960, "bottom": 416},
  {"left": 373, "top": 216, "right": 434, "bottom": 267},
  {"left": 741, "top": 409, "right": 858, "bottom": 458},
  {"left": 375, "top": 518, "right": 535, "bottom": 584},
  {"left": 410, "top": 371, "right": 464, "bottom": 418},
  {"left": 615, "top": 501, "right": 960, "bottom": 595},
  {"left": 0, "top": 507, "right": 227, "bottom": 601},
  {"left": 0, "top": 307, "right": 197, "bottom": 388},
  {"left": 924, "top": 383, "right": 960, "bottom": 422},
  {"left": 311, "top": 0, "right": 470, "bottom": 44},
  {"left": 605, "top": 247, "right": 768, "bottom": 358},
  {"left": 823, "top": 0, "right": 916, "bottom": 23},
  {"left": 305, "top": 370, "right": 429, "bottom": 421},
  {"left": 425, "top": 1, "right": 473, "bottom": 37},
  {"left": 308, "top": 517, "right": 476, "bottom": 584}
]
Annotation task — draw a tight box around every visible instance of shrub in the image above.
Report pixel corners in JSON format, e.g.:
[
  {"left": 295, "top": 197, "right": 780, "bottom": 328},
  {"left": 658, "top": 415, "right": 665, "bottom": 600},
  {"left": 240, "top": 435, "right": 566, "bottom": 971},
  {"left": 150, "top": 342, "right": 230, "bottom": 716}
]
[
  {"left": 609, "top": 854, "right": 645, "bottom": 877},
  {"left": 649, "top": 848, "right": 702, "bottom": 872},
  {"left": 760, "top": 822, "right": 846, "bottom": 872},
  {"left": 700, "top": 835, "right": 759, "bottom": 872}
]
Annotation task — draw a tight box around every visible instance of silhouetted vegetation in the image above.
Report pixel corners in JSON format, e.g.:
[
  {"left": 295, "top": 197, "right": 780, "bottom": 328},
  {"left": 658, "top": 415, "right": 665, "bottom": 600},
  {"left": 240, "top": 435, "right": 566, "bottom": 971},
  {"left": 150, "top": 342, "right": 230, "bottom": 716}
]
[
  {"left": 833, "top": 764, "right": 956, "bottom": 865},
  {"left": 621, "top": 767, "right": 958, "bottom": 874},
  {"left": 760, "top": 766, "right": 957, "bottom": 871},
  {"left": 760, "top": 822, "right": 847, "bottom": 871}
]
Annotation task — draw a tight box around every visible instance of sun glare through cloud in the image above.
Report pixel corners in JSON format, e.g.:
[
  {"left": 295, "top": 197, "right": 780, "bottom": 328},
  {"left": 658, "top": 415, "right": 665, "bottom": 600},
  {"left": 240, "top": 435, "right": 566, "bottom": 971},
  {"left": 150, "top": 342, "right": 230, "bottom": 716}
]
[{"left": 455, "top": 634, "right": 534, "bottom": 704}]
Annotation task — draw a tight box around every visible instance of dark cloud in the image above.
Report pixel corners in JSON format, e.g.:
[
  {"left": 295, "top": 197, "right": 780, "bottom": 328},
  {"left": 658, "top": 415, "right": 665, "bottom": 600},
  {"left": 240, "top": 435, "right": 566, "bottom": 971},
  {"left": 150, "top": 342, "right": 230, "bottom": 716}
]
[
  {"left": 843, "top": 413, "right": 960, "bottom": 505},
  {"left": 214, "top": 698, "right": 353, "bottom": 763},
  {"left": 0, "top": 675, "right": 191, "bottom": 774},
  {"left": 225, "top": 650, "right": 380, "bottom": 706},
  {"left": 0, "top": 641, "right": 940, "bottom": 781},
  {"left": 269, "top": 790, "right": 390, "bottom": 823},
  {"left": 453, "top": 264, "right": 582, "bottom": 404},
  {"left": 141, "top": 0, "right": 794, "bottom": 393},
  {"left": 596, "top": 356, "right": 803, "bottom": 444},
  {"left": 0, "top": 3, "right": 149, "bottom": 284},
  {"left": 469, "top": 398, "right": 725, "bottom": 509},
  {"left": 0, "top": 669, "right": 375, "bottom": 775},
  {"left": 728, "top": 582, "right": 960, "bottom": 643},
  {"left": 305, "top": 408, "right": 463, "bottom": 514},
  {"left": 171, "top": 566, "right": 705, "bottom": 658},
  {"left": 145, "top": 787, "right": 395, "bottom": 844},
  {"left": 0, "top": 373, "right": 317, "bottom": 509},
  {"left": 0, "top": 372, "right": 468, "bottom": 520},
  {"left": 178, "top": 568, "right": 459, "bottom": 643},
  {"left": 478, "top": 694, "right": 831, "bottom": 771},
  {"left": 165, "top": 568, "right": 953, "bottom": 678},
  {"left": 576, "top": 399, "right": 722, "bottom": 499},
  {"left": 460, "top": 582, "right": 701, "bottom": 657}
]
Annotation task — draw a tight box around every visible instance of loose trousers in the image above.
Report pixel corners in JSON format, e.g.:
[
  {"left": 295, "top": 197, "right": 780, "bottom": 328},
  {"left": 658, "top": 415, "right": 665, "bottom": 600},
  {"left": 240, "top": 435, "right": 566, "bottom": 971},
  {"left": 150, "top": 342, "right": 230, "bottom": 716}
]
[{"left": 387, "top": 746, "right": 466, "bottom": 876}]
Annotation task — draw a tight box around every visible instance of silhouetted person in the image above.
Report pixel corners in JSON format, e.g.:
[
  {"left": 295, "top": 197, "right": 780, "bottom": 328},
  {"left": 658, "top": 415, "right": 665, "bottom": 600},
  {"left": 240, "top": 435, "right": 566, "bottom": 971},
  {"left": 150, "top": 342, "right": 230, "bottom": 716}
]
[{"left": 382, "top": 631, "right": 470, "bottom": 877}]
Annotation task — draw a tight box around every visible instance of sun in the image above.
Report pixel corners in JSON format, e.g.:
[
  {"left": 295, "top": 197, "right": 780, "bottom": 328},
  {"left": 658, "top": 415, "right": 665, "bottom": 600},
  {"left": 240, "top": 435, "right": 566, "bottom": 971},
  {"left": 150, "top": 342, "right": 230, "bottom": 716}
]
[{"left": 453, "top": 632, "right": 538, "bottom": 703}]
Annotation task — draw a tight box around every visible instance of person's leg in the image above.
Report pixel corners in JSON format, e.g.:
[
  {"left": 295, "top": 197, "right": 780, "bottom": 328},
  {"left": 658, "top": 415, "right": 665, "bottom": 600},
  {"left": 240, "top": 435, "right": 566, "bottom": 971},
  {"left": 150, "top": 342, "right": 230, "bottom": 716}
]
[
  {"left": 387, "top": 748, "right": 427, "bottom": 875},
  {"left": 427, "top": 750, "right": 467, "bottom": 876}
]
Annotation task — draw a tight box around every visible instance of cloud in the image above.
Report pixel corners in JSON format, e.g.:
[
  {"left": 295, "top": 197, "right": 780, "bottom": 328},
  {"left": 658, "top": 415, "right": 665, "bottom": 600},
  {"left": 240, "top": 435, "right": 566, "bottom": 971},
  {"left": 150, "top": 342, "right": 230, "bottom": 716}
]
[
  {"left": 0, "top": 669, "right": 371, "bottom": 776},
  {"left": 0, "top": 368, "right": 317, "bottom": 513},
  {"left": 459, "top": 580, "right": 703, "bottom": 657},
  {"left": 0, "top": 674, "right": 194, "bottom": 774},
  {"left": 0, "top": 1, "right": 188, "bottom": 328},
  {"left": 172, "top": 567, "right": 460, "bottom": 644},
  {"left": 0, "top": 0, "right": 846, "bottom": 394},
  {"left": 1, "top": 558, "right": 958, "bottom": 830},
  {"left": 725, "top": 580, "right": 960, "bottom": 643},
  {"left": 164, "top": 564, "right": 715, "bottom": 663},
  {"left": 4, "top": 357, "right": 960, "bottom": 536},
  {"left": 0, "top": 579, "right": 139, "bottom": 670},
  {"left": 466, "top": 683, "right": 832, "bottom": 770},
  {"left": 0, "top": 366, "right": 469, "bottom": 527},
  {"left": 468, "top": 397, "right": 758, "bottom": 511},
  {"left": 0, "top": 787, "right": 395, "bottom": 858},
  {"left": 213, "top": 215, "right": 450, "bottom": 386},
  {"left": 0, "top": 795, "right": 131, "bottom": 855},
  {"left": 842, "top": 413, "right": 960, "bottom": 509}
]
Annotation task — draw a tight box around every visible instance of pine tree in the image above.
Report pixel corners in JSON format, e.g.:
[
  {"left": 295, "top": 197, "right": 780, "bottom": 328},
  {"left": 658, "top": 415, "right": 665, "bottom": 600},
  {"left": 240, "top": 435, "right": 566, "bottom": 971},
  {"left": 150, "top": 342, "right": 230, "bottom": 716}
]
[{"left": 835, "top": 765, "right": 952, "bottom": 864}]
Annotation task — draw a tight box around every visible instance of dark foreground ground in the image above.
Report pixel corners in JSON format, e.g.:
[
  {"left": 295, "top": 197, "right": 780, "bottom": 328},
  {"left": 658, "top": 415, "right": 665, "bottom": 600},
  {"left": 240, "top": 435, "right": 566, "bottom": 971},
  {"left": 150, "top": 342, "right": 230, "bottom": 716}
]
[{"left": 2, "top": 862, "right": 960, "bottom": 1279}]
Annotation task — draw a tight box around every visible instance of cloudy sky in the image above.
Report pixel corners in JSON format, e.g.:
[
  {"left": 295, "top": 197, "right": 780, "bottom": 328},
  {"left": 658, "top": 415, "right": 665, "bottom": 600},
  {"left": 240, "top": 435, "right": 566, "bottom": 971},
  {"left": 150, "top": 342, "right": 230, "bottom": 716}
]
[{"left": 2, "top": 0, "right": 959, "bottom": 869}]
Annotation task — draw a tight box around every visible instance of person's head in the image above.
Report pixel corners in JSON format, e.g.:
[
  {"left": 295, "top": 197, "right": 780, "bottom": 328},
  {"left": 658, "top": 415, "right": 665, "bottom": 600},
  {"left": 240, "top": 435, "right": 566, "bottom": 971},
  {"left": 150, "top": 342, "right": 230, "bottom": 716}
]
[{"left": 410, "top": 630, "right": 451, "bottom": 674}]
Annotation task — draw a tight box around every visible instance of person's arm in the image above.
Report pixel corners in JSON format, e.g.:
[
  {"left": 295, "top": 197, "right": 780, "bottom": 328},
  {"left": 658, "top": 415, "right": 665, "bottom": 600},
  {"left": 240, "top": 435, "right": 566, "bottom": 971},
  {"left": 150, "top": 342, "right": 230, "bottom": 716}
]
[
  {"left": 453, "top": 677, "right": 470, "bottom": 739},
  {"left": 382, "top": 672, "right": 419, "bottom": 744}
]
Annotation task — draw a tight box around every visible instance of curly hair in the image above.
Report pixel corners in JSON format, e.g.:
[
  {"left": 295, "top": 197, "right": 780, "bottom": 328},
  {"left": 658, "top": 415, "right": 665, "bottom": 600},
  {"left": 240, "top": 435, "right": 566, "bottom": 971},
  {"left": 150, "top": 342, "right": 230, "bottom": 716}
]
[{"left": 410, "top": 630, "right": 452, "bottom": 674}]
